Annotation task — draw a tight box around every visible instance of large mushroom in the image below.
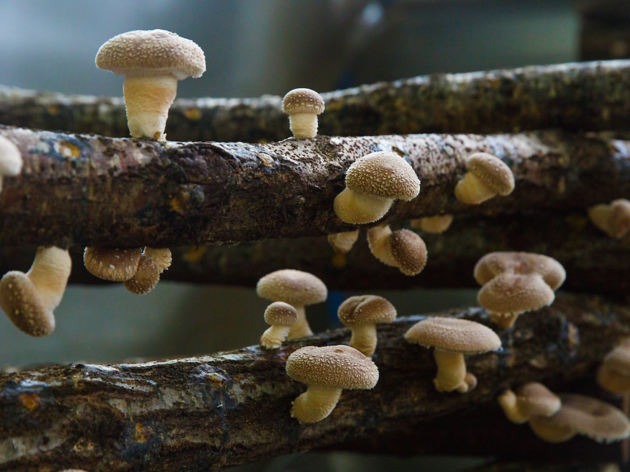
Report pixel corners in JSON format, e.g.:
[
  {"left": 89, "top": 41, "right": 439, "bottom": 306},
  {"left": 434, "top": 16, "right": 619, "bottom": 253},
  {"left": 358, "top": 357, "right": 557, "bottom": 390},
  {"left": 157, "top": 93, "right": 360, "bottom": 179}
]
[
  {"left": 367, "top": 225, "right": 427, "bottom": 276},
  {"left": 455, "top": 152, "right": 515, "bottom": 204},
  {"left": 498, "top": 382, "right": 562, "bottom": 424}
]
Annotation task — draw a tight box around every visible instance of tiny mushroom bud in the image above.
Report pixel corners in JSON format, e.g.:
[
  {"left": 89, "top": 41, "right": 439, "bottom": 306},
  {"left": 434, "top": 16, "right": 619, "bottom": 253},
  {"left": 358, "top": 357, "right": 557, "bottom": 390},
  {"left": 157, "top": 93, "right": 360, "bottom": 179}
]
[
  {"left": 529, "top": 394, "right": 630, "bottom": 443},
  {"left": 282, "top": 88, "right": 325, "bottom": 139},
  {"left": 84, "top": 247, "right": 143, "bottom": 282},
  {"left": 328, "top": 230, "right": 360, "bottom": 254},
  {"left": 597, "top": 339, "right": 630, "bottom": 394},
  {"left": 286, "top": 345, "right": 379, "bottom": 423},
  {"left": 410, "top": 214, "right": 454, "bottom": 234},
  {"left": 404, "top": 317, "right": 501, "bottom": 393},
  {"left": 498, "top": 382, "right": 561, "bottom": 424},
  {"left": 256, "top": 269, "right": 327, "bottom": 339},
  {"left": 123, "top": 248, "right": 171, "bottom": 295},
  {"left": 588, "top": 199, "right": 630, "bottom": 239},
  {"left": 96, "top": 30, "right": 206, "bottom": 140},
  {"left": 367, "top": 225, "right": 427, "bottom": 276},
  {"left": 338, "top": 295, "right": 397, "bottom": 356},
  {"left": 260, "top": 301, "right": 298, "bottom": 349},
  {"left": 455, "top": 152, "right": 515, "bottom": 205},
  {"left": 334, "top": 151, "right": 420, "bottom": 224},
  {"left": 0, "top": 135, "right": 23, "bottom": 193},
  {"left": 0, "top": 246, "right": 71, "bottom": 336}
]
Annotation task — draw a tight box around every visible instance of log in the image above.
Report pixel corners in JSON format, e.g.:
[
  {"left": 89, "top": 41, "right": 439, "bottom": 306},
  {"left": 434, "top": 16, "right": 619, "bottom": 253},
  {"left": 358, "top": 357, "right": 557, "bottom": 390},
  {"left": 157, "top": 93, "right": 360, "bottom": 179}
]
[
  {"left": 0, "top": 126, "right": 629, "bottom": 247},
  {"left": 3, "top": 61, "right": 630, "bottom": 141},
  {"left": 0, "top": 294, "right": 628, "bottom": 471}
]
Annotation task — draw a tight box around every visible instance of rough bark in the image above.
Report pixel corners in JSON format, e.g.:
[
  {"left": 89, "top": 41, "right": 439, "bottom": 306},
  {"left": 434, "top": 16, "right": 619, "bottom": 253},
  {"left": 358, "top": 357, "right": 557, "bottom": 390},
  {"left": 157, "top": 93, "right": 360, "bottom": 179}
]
[
  {"left": 0, "top": 294, "right": 628, "bottom": 471},
  {"left": 3, "top": 61, "right": 630, "bottom": 142},
  {"left": 1, "top": 126, "right": 629, "bottom": 247}
]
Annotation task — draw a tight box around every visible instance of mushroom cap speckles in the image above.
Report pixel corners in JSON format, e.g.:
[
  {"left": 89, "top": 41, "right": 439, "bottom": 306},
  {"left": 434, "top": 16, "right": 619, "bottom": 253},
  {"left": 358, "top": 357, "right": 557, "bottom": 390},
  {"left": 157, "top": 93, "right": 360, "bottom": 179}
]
[
  {"left": 286, "top": 345, "right": 379, "bottom": 390},
  {"left": 515, "top": 382, "right": 562, "bottom": 418},
  {"left": 256, "top": 269, "right": 327, "bottom": 307},
  {"left": 84, "top": 247, "right": 143, "bottom": 282},
  {"left": 0, "top": 272, "right": 55, "bottom": 336},
  {"left": 345, "top": 152, "right": 420, "bottom": 201},
  {"left": 466, "top": 152, "right": 515, "bottom": 195},
  {"left": 474, "top": 252, "right": 566, "bottom": 291},
  {"left": 0, "top": 135, "right": 23, "bottom": 177},
  {"left": 282, "top": 88, "right": 325, "bottom": 115},
  {"left": 405, "top": 317, "right": 501, "bottom": 354},
  {"left": 123, "top": 254, "right": 160, "bottom": 295},
  {"left": 96, "top": 29, "right": 206, "bottom": 79},
  {"left": 264, "top": 301, "right": 298, "bottom": 326},
  {"left": 478, "top": 273, "right": 555, "bottom": 316},
  {"left": 338, "top": 295, "right": 397, "bottom": 326},
  {"left": 389, "top": 229, "right": 428, "bottom": 276}
]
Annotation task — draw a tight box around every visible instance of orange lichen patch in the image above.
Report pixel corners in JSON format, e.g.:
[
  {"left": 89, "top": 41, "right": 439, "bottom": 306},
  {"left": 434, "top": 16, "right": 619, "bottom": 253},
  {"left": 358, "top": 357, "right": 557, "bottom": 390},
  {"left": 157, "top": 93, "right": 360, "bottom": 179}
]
[
  {"left": 182, "top": 246, "right": 207, "bottom": 264},
  {"left": 57, "top": 141, "right": 81, "bottom": 159},
  {"left": 47, "top": 105, "right": 59, "bottom": 115},
  {"left": 183, "top": 107, "right": 203, "bottom": 120},
  {"left": 169, "top": 193, "right": 189, "bottom": 213},
  {"left": 331, "top": 251, "right": 347, "bottom": 268},
  {"left": 133, "top": 423, "right": 151, "bottom": 443},
  {"left": 18, "top": 392, "right": 41, "bottom": 411}
]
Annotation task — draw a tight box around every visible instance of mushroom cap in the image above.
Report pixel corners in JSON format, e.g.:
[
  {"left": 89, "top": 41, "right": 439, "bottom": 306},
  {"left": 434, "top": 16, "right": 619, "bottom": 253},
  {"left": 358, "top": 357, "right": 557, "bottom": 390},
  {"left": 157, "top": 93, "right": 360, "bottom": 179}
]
[
  {"left": 286, "top": 345, "right": 379, "bottom": 390},
  {"left": 610, "top": 199, "right": 630, "bottom": 238},
  {"left": 282, "top": 88, "right": 325, "bottom": 115},
  {"left": 474, "top": 252, "right": 566, "bottom": 291},
  {"left": 83, "top": 247, "right": 143, "bottom": 282},
  {"left": 345, "top": 152, "right": 420, "bottom": 201},
  {"left": 404, "top": 317, "right": 501, "bottom": 354},
  {"left": 466, "top": 152, "right": 515, "bottom": 196},
  {"left": 338, "top": 295, "right": 397, "bottom": 327},
  {"left": 0, "top": 272, "right": 55, "bottom": 336},
  {"left": 515, "top": 382, "right": 562, "bottom": 418},
  {"left": 256, "top": 269, "right": 327, "bottom": 307},
  {"left": 478, "top": 273, "right": 556, "bottom": 316},
  {"left": 123, "top": 254, "right": 159, "bottom": 295},
  {"left": 95, "top": 29, "right": 206, "bottom": 79},
  {"left": 264, "top": 301, "right": 298, "bottom": 326},
  {"left": 0, "top": 135, "right": 23, "bottom": 176},
  {"left": 389, "top": 229, "right": 428, "bottom": 276},
  {"left": 597, "top": 340, "right": 630, "bottom": 393}
]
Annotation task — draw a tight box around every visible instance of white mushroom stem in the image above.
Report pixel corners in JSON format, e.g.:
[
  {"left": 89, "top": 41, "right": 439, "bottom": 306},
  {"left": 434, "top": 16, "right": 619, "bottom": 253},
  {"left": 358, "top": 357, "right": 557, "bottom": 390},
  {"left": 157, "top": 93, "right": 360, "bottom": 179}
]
[
  {"left": 455, "top": 173, "right": 496, "bottom": 204},
  {"left": 497, "top": 389, "right": 531, "bottom": 423},
  {"left": 291, "top": 385, "right": 343, "bottom": 423},
  {"left": 289, "top": 113, "right": 319, "bottom": 139},
  {"left": 334, "top": 189, "right": 393, "bottom": 224},
  {"left": 27, "top": 246, "right": 72, "bottom": 310},
  {"left": 287, "top": 306, "right": 313, "bottom": 339},
  {"left": 366, "top": 225, "right": 397, "bottom": 267},
  {"left": 432, "top": 348, "right": 468, "bottom": 392},
  {"left": 457, "top": 373, "right": 478, "bottom": 393},
  {"left": 349, "top": 324, "right": 378, "bottom": 357},
  {"left": 260, "top": 325, "right": 291, "bottom": 349},
  {"left": 488, "top": 312, "right": 520, "bottom": 329},
  {"left": 123, "top": 74, "right": 178, "bottom": 140}
]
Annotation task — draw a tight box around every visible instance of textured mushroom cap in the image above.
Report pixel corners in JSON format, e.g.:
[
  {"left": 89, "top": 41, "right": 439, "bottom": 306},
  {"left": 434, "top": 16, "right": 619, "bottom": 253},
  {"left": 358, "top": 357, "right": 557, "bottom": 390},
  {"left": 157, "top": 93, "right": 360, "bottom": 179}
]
[
  {"left": 282, "top": 88, "right": 325, "bottom": 115},
  {"left": 123, "top": 254, "right": 159, "bottom": 295},
  {"left": 389, "top": 229, "right": 428, "bottom": 276},
  {"left": 264, "top": 301, "right": 298, "bottom": 326},
  {"left": 597, "top": 340, "right": 630, "bottom": 393},
  {"left": 0, "top": 272, "right": 55, "bottom": 336},
  {"left": 515, "top": 382, "right": 562, "bottom": 418},
  {"left": 345, "top": 152, "right": 420, "bottom": 201},
  {"left": 478, "top": 273, "right": 555, "bottom": 315},
  {"left": 404, "top": 317, "right": 501, "bottom": 354},
  {"left": 96, "top": 30, "right": 206, "bottom": 79},
  {"left": 286, "top": 345, "right": 379, "bottom": 390},
  {"left": 610, "top": 199, "right": 630, "bottom": 238},
  {"left": 144, "top": 247, "right": 172, "bottom": 273},
  {"left": 474, "top": 252, "right": 566, "bottom": 291},
  {"left": 466, "top": 152, "right": 515, "bottom": 195},
  {"left": 338, "top": 295, "right": 397, "bottom": 327},
  {"left": 256, "top": 269, "right": 327, "bottom": 306},
  {"left": 0, "top": 135, "right": 23, "bottom": 176},
  {"left": 84, "top": 247, "right": 143, "bottom": 282}
]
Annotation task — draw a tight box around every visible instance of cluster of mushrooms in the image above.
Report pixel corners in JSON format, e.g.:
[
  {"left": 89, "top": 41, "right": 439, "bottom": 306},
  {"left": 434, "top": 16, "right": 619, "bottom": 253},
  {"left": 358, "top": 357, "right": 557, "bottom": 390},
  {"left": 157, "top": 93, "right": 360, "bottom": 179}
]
[{"left": 0, "top": 29, "right": 627, "bottom": 457}]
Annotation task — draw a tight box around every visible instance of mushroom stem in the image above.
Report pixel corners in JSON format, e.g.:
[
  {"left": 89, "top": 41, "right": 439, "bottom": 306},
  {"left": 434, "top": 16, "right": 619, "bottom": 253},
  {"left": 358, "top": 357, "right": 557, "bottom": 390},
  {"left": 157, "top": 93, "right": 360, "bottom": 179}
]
[
  {"left": 291, "top": 385, "right": 343, "bottom": 423},
  {"left": 349, "top": 324, "right": 378, "bottom": 357},
  {"left": 366, "top": 225, "right": 397, "bottom": 267},
  {"left": 27, "top": 246, "right": 72, "bottom": 309},
  {"left": 287, "top": 306, "right": 313, "bottom": 339},
  {"left": 123, "top": 74, "right": 178, "bottom": 140},
  {"left": 334, "top": 189, "right": 393, "bottom": 225},
  {"left": 455, "top": 172, "right": 496, "bottom": 204},
  {"left": 289, "top": 113, "right": 318, "bottom": 139},
  {"left": 488, "top": 312, "right": 519, "bottom": 329},
  {"left": 623, "top": 393, "right": 629, "bottom": 464},
  {"left": 497, "top": 389, "right": 530, "bottom": 423},
  {"left": 260, "top": 325, "right": 291, "bottom": 349},
  {"left": 432, "top": 348, "right": 468, "bottom": 392}
]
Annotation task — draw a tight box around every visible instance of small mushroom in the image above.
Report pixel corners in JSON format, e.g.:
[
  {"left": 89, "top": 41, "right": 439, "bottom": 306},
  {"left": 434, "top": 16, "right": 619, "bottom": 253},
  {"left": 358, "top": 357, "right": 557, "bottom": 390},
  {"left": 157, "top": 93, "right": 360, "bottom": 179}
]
[
  {"left": 498, "top": 382, "right": 561, "bottom": 424},
  {"left": 404, "top": 317, "right": 501, "bottom": 393},
  {"left": 0, "top": 135, "right": 23, "bottom": 193},
  {"left": 256, "top": 269, "right": 327, "bottom": 339},
  {"left": 455, "top": 152, "right": 515, "bottom": 204},
  {"left": 260, "top": 301, "right": 298, "bottom": 349},
  {"left": 410, "top": 214, "right": 454, "bottom": 234},
  {"left": 124, "top": 247, "right": 172, "bottom": 295},
  {"left": 367, "top": 225, "right": 427, "bottom": 276},
  {"left": 597, "top": 339, "right": 630, "bottom": 395},
  {"left": 529, "top": 394, "right": 630, "bottom": 443},
  {"left": 337, "top": 295, "right": 397, "bottom": 356},
  {"left": 0, "top": 246, "right": 71, "bottom": 336},
  {"left": 96, "top": 30, "right": 206, "bottom": 140},
  {"left": 334, "top": 151, "right": 420, "bottom": 224},
  {"left": 588, "top": 199, "right": 630, "bottom": 239},
  {"left": 83, "top": 247, "right": 143, "bottom": 282},
  {"left": 328, "top": 230, "right": 360, "bottom": 254},
  {"left": 286, "top": 345, "right": 379, "bottom": 423},
  {"left": 282, "top": 88, "right": 325, "bottom": 139}
]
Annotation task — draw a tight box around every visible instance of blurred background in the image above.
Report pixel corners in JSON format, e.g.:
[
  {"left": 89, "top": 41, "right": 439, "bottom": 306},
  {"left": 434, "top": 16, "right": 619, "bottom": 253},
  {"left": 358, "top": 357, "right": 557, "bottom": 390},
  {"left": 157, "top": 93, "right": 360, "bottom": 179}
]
[{"left": 0, "top": 0, "right": 625, "bottom": 470}]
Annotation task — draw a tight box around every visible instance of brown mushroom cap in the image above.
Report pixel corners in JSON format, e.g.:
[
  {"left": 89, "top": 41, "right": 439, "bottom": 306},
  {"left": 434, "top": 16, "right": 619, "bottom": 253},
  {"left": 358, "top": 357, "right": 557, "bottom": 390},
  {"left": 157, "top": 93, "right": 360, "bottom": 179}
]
[
  {"left": 96, "top": 29, "right": 206, "bottom": 79},
  {"left": 478, "top": 273, "right": 555, "bottom": 315},
  {"left": 466, "top": 152, "right": 515, "bottom": 196},
  {"left": 345, "top": 152, "right": 420, "bottom": 201},
  {"left": 474, "top": 252, "right": 566, "bottom": 291},
  {"left": 282, "top": 88, "right": 325, "bottom": 115},
  {"left": 338, "top": 295, "right": 397, "bottom": 327},
  {"left": 404, "top": 317, "right": 501, "bottom": 354},
  {"left": 0, "top": 272, "right": 55, "bottom": 336},
  {"left": 515, "top": 382, "right": 562, "bottom": 418},
  {"left": 84, "top": 247, "right": 143, "bottom": 282},
  {"left": 264, "top": 301, "right": 298, "bottom": 326},
  {"left": 123, "top": 254, "right": 159, "bottom": 295},
  {"left": 256, "top": 269, "right": 327, "bottom": 307},
  {"left": 389, "top": 229, "right": 428, "bottom": 276},
  {"left": 0, "top": 135, "right": 23, "bottom": 177},
  {"left": 286, "top": 345, "right": 379, "bottom": 390}
]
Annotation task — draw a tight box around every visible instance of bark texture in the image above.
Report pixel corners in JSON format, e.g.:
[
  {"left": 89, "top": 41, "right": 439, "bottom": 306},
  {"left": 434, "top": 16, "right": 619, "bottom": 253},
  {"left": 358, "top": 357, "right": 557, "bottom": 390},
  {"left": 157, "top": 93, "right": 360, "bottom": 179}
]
[
  {"left": 0, "top": 294, "right": 628, "bottom": 471},
  {"left": 3, "top": 61, "right": 630, "bottom": 142},
  {"left": 1, "top": 126, "right": 629, "bottom": 247}
]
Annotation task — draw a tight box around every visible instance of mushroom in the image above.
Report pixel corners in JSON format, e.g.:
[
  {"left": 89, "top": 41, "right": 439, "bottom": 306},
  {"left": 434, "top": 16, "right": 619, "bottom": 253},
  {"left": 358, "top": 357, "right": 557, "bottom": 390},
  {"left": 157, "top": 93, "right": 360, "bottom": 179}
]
[
  {"left": 410, "top": 214, "right": 454, "bottom": 234},
  {"left": 0, "top": 246, "right": 71, "bottom": 336},
  {"left": 337, "top": 295, "right": 397, "bottom": 356},
  {"left": 455, "top": 152, "right": 515, "bottom": 204},
  {"left": 498, "top": 382, "right": 561, "bottom": 424},
  {"left": 286, "top": 345, "right": 379, "bottom": 423},
  {"left": 256, "top": 269, "right": 327, "bottom": 339},
  {"left": 282, "top": 88, "right": 325, "bottom": 139},
  {"left": 260, "top": 301, "right": 298, "bottom": 349},
  {"left": 367, "top": 225, "right": 427, "bottom": 276},
  {"left": 96, "top": 30, "right": 206, "bottom": 140},
  {"left": 327, "top": 230, "right": 360, "bottom": 254},
  {"left": 588, "top": 199, "right": 630, "bottom": 239},
  {"left": 597, "top": 339, "right": 630, "bottom": 395},
  {"left": 0, "top": 135, "right": 23, "bottom": 193},
  {"left": 474, "top": 252, "right": 566, "bottom": 328},
  {"left": 83, "top": 247, "right": 143, "bottom": 281},
  {"left": 404, "top": 317, "right": 501, "bottom": 393},
  {"left": 334, "top": 151, "right": 420, "bottom": 224},
  {"left": 124, "top": 248, "right": 172, "bottom": 295},
  {"left": 529, "top": 394, "right": 630, "bottom": 443}
]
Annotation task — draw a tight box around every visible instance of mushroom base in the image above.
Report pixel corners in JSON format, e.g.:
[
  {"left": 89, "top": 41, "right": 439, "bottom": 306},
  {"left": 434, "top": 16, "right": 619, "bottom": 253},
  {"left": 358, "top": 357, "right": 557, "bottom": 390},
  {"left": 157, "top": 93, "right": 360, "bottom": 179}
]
[
  {"left": 334, "top": 189, "right": 393, "bottom": 224},
  {"left": 488, "top": 312, "right": 520, "bottom": 329},
  {"left": 287, "top": 306, "right": 313, "bottom": 340},
  {"left": 291, "top": 385, "right": 342, "bottom": 423},
  {"left": 454, "top": 172, "right": 497, "bottom": 204},
  {"left": 260, "top": 325, "right": 291, "bottom": 349},
  {"left": 349, "top": 324, "right": 378, "bottom": 357},
  {"left": 328, "top": 230, "right": 360, "bottom": 254},
  {"left": 433, "top": 348, "right": 472, "bottom": 393},
  {"left": 289, "top": 113, "right": 318, "bottom": 139},
  {"left": 123, "top": 75, "right": 178, "bottom": 141}
]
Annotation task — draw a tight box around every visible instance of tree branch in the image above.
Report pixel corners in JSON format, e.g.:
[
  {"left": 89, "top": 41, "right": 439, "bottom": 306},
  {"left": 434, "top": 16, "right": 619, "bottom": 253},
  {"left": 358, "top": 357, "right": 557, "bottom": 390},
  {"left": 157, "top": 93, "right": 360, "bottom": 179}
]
[
  {"left": 0, "top": 294, "right": 628, "bottom": 471},
  {"left": 3, "top": 61, "right": 630, "bottom": 141}
]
